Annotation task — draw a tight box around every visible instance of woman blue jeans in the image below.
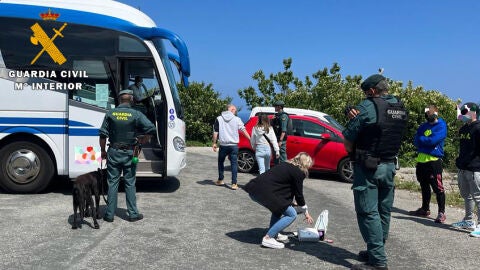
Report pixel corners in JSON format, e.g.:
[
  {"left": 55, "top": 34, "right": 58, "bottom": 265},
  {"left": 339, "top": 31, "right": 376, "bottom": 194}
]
[
  {"left": 255, "top": 144, "right": 272, "bottom": 174},
  {"left": 250, "top": 194, "right": 297, "bottom": 237}
]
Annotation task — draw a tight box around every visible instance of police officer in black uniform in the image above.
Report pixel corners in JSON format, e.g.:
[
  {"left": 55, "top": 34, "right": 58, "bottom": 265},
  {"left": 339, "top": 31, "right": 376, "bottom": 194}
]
[
  {"left": 99, "top": 89, "right": 156, "bottom": 223},
  {"left": 342, "top": 74, "right": 408, "bottom": 270}
]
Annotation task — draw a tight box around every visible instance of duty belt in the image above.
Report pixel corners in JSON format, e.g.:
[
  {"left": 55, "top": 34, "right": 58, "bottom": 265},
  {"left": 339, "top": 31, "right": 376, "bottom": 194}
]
[{"left": 111, "top": 143, "right": 135, "bottom": 150}]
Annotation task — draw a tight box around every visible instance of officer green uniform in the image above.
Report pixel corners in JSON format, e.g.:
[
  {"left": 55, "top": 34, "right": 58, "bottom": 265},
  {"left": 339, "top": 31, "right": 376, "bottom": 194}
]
[
  {"left": 273, "top": 101, "right": 289, "bottom": 164},
  {"left": 99, "top": 89, "right": 156, "bottom": 222},
  {"left": 342, "top": 75, "right": 407, "bottom": 269}
]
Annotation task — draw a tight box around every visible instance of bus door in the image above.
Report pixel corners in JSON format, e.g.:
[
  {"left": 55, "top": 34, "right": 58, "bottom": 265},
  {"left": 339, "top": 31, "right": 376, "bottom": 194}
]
[
  {"left": 120, "top": 59, "right": 166, "bottom": 177},
  {"left": 68, "top": 59, "right": 116, "bottom": 178}
]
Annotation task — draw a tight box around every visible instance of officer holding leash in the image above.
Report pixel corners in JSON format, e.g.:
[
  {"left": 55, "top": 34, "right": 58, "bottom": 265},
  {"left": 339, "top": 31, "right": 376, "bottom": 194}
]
[
  {"left": 99, "top": 89, "right": 156, "bottom": 223},
  {"left": 342, "top": 74, "right": 408, "bottom": 270}
]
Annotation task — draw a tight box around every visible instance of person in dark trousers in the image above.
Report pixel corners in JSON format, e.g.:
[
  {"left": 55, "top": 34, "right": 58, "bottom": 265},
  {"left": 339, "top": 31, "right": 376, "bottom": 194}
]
[
  {"left": 99, "top": 89, "right": 156, "bottom": 222},
  {"left": 451, "top": 102, "right": 480, "bottom": 236},
  {"left": 245, "top": 152, "right": 314, "bottom": 249},
  {"left": 409, "top": 105, "right": 447, "bottom": 223},
  {"left": 212, "top": 104, "right": 250, "bottom": 190},
  {"left": 272, "top": 100, "right": 289, "bottom": 164},
  {"left": 343, "top": 74, "right": 408, "bottom": 270}
]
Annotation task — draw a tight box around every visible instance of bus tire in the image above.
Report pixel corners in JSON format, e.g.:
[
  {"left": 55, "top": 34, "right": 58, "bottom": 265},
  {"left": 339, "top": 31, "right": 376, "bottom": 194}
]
[{"left": 0, "top": 141, "right": 54, "bottom": 193}]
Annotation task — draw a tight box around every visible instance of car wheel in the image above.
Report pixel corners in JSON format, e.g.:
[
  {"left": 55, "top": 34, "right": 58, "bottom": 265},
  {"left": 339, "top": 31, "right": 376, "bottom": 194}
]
[
  {"left": 0, "top": 141, "right": 54, "bottom": 193},
  {"left": 338, "top": 157, "right": 354, "bottom": 183},
  {"left": 237, "top": 149, "right": 256, "bottom": 173}
]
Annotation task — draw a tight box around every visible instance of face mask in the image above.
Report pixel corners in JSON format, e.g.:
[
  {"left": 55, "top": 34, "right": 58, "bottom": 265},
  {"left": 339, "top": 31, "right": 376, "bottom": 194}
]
[
  {"left": 460, "top": 115, "right": 472, "bottom": 123},
  {"left": 424, "top": 113, "right": 436, "bottom": 123}
]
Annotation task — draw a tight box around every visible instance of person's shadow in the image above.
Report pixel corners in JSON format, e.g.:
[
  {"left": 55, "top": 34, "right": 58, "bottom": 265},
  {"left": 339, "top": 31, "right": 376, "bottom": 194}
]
[
  {"left": 226, "top": 228, "right": 356, "bottom": 268},
  {"left": 391, "top": 206, "right": 464, "bottom": 233}
]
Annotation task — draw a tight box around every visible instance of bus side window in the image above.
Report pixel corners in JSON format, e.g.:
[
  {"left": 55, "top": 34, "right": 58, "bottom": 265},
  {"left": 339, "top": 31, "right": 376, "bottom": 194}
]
[{"left": 70, "top": 60, "right": 115, "bottom": 109}]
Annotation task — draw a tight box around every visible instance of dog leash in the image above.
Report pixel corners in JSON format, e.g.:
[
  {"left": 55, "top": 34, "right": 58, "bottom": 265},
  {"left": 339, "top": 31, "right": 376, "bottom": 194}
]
[{"left": 100, "top": 159, "right": 108, "bottom": 204}]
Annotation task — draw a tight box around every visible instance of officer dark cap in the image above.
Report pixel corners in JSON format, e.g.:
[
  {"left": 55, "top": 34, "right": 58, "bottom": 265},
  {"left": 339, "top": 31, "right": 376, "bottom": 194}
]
[
  {"left": 360, "top": 74, "right": 386, "bottom": 91},
  {"left": 118, "top": 89, "right": 133, "bottom": 97},
  {"left": 274, "top": 100, "right": 285, "bottom": 107}
]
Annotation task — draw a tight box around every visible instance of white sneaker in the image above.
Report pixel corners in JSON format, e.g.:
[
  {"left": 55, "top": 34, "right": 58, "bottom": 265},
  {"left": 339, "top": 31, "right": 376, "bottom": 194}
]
[
  {"left": 262, "top": 236, "right": 285, "bottom": 249},
  {"left": 276, "top": 233, "right": 288, "bottom": 241},
  {"left": 470, "top": 225, "right": 480, "bottom": 238}
]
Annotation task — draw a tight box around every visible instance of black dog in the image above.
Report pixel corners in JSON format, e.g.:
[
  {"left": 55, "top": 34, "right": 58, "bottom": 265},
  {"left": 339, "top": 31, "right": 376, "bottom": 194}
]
[{"left": 72, "top": 168, "right": 106, "bottom": 229}]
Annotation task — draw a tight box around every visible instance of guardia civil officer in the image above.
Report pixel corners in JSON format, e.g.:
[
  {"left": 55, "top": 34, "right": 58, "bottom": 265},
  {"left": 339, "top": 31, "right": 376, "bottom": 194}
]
[
  {"left": 99, "top": 89, "right": 156, "bottom": 223},
  {"left": 272, "top": 100, "right": 289, "bottom": 164},
  {"left": 342, "top": 74, "right": 408, "bottom": 270}
]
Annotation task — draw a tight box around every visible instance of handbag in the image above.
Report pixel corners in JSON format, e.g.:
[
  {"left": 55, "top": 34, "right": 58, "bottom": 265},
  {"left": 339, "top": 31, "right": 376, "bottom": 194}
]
[{"left": 298, "top": 209, "right": 329, "bottom": 242}]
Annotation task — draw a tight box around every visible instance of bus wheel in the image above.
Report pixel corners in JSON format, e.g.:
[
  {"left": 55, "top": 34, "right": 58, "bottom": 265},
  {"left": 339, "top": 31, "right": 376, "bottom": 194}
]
[{"left": 0, "top": 141, "right": 54, "bottom": 193}]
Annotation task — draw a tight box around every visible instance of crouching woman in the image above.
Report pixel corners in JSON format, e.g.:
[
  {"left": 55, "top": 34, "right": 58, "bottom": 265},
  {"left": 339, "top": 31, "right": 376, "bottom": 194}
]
[{"left": 244, "top": 152, "right": 314, "bottom": 249}]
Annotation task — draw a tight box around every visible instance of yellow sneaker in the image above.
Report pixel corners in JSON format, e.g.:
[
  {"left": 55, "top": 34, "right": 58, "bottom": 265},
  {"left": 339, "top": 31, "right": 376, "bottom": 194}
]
[
  {"left": 231, "top": 184, "right": 238, "bottom": 190},
  {"left": 215, "top": 180, "right": 225, "bottom": 186}
]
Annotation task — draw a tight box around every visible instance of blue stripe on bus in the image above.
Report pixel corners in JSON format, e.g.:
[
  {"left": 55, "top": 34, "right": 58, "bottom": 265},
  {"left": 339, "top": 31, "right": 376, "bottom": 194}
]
[
  {"left": 68, "top": 128, "right": 99, "bottom": 136},
  {"left": 0, "top": 117, "right": 67, "bottom": 125},
  {"left": 0, "top": 126, "right": 99, "bottom": 136},
  {"left": 0, "top": 126, "right": 66, "bottom": 134}
]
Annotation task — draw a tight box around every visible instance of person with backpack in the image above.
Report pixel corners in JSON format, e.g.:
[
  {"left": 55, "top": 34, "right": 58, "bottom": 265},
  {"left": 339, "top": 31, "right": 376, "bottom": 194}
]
[{"left": 272, "top": 100, "right": 289, "bottom": 164}]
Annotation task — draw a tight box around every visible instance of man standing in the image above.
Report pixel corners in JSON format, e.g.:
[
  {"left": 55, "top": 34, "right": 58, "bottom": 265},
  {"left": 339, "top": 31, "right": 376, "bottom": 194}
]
[
  {"left": 409, "top": 105, "right": 447, "bottom": 223},
  {"left": 212, "top": 104, "right": 250, "bottom": 190},
  {"left": 99, "top": 89, "right": 156, "bottom": 222},
  {"left": 451, "top": 102, "right": 480, "bottom": 236},
  {"left": 343, "top": 74, "right": 408, "bottom": 270},
  {"left": 272, "top": 100, "right": 289, "bottom": 164},
  {"left": 129, "top": 76, "right": 149, "bottom": 115}
]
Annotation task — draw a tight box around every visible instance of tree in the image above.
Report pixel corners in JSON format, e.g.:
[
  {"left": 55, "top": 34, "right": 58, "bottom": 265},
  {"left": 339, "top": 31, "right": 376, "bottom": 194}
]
[
  {"left": 238, "top": 59, "right": 460, "bottom": 169},
  {"left": 178, "top": 82, "right": 232, "bottom": 143}
]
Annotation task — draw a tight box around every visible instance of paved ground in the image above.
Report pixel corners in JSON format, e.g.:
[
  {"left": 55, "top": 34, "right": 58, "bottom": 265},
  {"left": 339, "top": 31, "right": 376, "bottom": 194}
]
[{"left": 0, "top": 147, "right": 478, "bottom": 270}]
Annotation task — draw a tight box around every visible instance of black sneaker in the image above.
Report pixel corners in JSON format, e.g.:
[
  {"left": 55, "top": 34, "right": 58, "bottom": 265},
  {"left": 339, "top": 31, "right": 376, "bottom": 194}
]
[
  {"left": 351, "top": 262, "right": 388, "bottom": 270},
  {"left": 358, "top": 250, "right": 369, "bottom": 262},
  {"left": 129, "top": 213, "right": 144, "bottom": 222}
]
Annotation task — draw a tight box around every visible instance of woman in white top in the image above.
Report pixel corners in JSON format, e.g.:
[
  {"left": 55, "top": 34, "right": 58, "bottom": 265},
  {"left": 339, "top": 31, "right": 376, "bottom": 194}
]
[{"left": 250, "top": 114, "right": 280, "bottom": 174}]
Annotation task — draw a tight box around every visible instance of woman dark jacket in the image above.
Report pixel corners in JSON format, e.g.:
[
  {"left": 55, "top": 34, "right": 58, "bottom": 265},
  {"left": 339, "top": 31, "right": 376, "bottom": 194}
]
[{"left": 245, "top": 162, "right": 306, "bottom": 216}]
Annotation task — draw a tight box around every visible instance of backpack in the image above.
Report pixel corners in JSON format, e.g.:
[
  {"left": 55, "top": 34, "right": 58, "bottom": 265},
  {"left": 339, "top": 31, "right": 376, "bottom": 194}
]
[{"left": 271, "top": 112, "right": 293, "bottom": 139}]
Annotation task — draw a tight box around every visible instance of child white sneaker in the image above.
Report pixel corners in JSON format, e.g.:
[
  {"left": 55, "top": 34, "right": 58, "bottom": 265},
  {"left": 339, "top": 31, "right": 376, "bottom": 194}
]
[{"left": 262, "top": 236, "right": 285, "bottom": 249}]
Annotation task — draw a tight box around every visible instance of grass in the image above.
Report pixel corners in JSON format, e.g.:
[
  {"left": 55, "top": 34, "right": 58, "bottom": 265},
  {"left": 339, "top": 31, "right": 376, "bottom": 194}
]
[{"left": 394, "top": 177, "right": 464, "bottom": 208}]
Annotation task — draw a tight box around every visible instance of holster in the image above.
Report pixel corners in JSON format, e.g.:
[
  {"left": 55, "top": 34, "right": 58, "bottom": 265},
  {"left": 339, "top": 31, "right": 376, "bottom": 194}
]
[{"left": 355, "top": 150, "right": 379, "bottom": 170}]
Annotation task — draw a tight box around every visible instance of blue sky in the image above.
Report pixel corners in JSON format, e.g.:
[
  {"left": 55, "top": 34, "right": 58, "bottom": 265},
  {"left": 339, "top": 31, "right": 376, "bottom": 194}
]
[{"left": 119, "top": 0, "right": 479, "bottom": 112}]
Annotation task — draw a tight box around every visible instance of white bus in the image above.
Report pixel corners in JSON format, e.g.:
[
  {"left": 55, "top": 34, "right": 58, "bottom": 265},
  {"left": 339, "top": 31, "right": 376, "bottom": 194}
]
[{"left": 0, "top": 0, "right": 190, "bottom": 193}]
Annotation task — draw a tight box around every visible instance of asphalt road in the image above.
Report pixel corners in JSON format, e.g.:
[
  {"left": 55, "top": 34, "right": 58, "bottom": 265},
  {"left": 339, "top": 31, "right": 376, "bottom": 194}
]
[{"left": 0, "top": 147, "right": 479, "bottom": 270}]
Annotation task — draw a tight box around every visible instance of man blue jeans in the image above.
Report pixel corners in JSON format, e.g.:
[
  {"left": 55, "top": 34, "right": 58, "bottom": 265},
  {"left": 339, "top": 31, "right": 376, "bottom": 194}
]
[{"left": 218, "top": 145, "right": 239, "bottom": 184}]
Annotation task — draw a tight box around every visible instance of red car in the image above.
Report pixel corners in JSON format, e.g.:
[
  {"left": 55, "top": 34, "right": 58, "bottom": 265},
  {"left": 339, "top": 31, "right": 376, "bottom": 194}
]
[{"left": 237, "top": 114, "right": 354, "bottom": 182}]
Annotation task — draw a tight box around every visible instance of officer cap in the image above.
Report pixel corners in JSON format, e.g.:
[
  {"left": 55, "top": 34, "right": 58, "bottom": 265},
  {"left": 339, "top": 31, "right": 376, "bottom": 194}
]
[
  {"left": 118, "top": 89, "right": 133, "bottom": 97},
  {"left": 360, "top": 74, "right": 386, "bottom": 91},
  {"left": 460, "top": 102, "right": 480, "bottom": 115},
  {"left": 273, "top": 100, "right": 285, "bottom": 107}
]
